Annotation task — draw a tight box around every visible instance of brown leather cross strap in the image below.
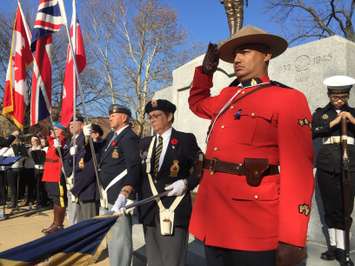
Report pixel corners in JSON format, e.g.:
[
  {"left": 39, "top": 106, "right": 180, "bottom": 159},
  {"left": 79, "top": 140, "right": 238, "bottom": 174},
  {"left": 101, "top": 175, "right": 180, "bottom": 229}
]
[{"left": 203, "top": 158, "right": 279, "bottom": 177}]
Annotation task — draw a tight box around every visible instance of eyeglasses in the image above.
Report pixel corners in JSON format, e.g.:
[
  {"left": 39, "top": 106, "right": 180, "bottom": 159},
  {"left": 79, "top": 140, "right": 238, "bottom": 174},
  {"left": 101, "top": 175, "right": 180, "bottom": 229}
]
[
  {"left": 329, "top": 95, "right": 349, "bottom": 101},
  {"left": 148, "top": 113, "right": 163, "bottom": 120}
]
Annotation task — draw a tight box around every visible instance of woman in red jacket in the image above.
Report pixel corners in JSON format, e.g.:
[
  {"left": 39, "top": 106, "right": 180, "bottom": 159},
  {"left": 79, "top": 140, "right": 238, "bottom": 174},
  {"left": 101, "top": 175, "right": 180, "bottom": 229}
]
[{"left": 41, "top": 122, "right": 67, "bottom": 234}]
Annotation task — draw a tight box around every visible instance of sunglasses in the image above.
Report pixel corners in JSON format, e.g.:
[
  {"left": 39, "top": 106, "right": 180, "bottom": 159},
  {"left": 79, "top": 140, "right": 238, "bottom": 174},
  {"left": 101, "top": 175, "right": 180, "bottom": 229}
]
[{"left": 329, "top": 95, "right": 349, "bottom": 101}]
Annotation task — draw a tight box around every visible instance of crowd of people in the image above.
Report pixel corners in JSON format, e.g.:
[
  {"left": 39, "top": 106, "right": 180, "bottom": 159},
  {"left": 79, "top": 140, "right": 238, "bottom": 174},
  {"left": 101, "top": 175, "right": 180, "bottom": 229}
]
[
  {"left": 0, "top": 132, "right": 49, "bottom": 211},
  {"left": 0, "top": 25, "right": 354, "bottom": 266}
]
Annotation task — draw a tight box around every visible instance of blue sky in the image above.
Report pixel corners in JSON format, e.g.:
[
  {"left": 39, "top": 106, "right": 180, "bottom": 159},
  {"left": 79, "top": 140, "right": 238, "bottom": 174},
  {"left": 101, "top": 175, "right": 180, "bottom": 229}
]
[
  {"left": 0, "top": 0, "right": 285, "bottom": 48},
  {"left": 160, "top": 0, "right": 284, "bottom": 46}
]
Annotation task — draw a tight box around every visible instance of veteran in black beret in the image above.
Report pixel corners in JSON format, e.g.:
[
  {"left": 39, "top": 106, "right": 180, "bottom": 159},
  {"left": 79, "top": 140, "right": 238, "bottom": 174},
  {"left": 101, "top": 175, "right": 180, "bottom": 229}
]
[
  {"left": 82, "top": 103, "right": 140, "bottom": 266},
  {"left": 312, "top": 75, "right": 355, "bottom": 265},
  {"left": 138, "top": 98, "right": 201, "bottom": 266}
]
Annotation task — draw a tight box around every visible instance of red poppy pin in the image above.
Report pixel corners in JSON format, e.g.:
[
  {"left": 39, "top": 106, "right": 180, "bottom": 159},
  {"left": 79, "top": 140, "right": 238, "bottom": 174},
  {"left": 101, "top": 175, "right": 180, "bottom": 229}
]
[
  {"left": 170, "top": 138, "right": 178, "bottom": 145},
  {"left": 112, "top": 140, "right": 118, "bottom": 147}
]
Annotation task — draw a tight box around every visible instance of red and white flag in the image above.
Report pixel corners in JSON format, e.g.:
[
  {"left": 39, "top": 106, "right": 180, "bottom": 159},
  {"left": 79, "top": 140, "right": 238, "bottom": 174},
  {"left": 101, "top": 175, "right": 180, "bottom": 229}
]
[
  {"left": 60, "top": 0, "right": 86, "bottom": 127},
  {"left": 2, "top": 1, "right": 33, "bottom": 129}
]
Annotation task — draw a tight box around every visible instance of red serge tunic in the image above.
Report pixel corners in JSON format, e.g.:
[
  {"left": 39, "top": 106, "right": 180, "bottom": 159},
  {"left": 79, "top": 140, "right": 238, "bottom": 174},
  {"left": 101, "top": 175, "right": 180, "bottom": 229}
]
[
  {"left": 42, "top": 135, "right": 65, "bottom": 183},
  {"left": 188, "top": 66, "right": 314, "bottom": 251}
]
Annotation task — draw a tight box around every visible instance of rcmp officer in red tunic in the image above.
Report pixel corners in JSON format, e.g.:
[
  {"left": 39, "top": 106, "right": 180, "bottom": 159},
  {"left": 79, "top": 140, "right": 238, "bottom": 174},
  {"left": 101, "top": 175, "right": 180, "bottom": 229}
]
[
  {"left": 312, "top": 75, "right": 355, "bottom": 266},
  {"left": 188, "top": 26, "right": 314, "bottom": 266}
]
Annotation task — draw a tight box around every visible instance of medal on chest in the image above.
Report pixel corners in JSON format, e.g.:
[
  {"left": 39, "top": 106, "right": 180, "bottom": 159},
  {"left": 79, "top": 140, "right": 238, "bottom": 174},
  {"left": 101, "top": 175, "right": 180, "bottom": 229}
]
[
  {"left": 322, "top": 114, "right": 329, "bottom": 120},
  {"left": 79, "top": 158, "right": 85, "bottom": 169},
  {"left": 170, "top": 160, "right": 180, "bottom": 177},
  {"left": 112, "top": 148, "right": 120, "bottom": 159}
]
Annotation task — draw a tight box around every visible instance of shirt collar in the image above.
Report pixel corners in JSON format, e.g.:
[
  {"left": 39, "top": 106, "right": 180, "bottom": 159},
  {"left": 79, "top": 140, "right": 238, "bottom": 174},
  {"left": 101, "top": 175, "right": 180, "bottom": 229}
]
[
  {"left": 115, "top": 125, "right": 129, "bottom": 137},
  {"left": 157, "top": 127, "right": 172, "bottom": 142},
  {"left": 229, "top": 75, "right": 270, "bottom": 88}
]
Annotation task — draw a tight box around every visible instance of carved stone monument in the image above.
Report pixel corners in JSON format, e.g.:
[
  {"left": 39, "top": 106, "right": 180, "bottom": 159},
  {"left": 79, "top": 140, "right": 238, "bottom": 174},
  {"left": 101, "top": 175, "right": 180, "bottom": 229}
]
[{"left": 153, "top": 35, "right": 355, "bottom": 253}]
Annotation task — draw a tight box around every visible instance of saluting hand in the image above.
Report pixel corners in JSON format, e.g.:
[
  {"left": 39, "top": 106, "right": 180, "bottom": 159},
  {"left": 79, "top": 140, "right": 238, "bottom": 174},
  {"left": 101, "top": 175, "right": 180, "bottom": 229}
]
[{"left": 202, "top": 43, "right": 219, "bottom": 76}]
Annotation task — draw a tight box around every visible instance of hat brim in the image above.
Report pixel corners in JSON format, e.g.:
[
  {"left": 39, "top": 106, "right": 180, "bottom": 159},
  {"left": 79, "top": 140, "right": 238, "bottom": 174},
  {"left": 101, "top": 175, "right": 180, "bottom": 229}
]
[{"left": 219, "top": 33, "right": 288, "bottom": 63}]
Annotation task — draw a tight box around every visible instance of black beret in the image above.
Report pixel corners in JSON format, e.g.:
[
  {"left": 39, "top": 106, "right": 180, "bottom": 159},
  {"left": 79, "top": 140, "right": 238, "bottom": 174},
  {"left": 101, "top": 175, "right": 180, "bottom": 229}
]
[
  {"left": 91, "top": 124, "right": 103, "bottom": 136},
  {"left": 71, "top": 115, "right": 84, "bottom": 122},
  {"left": 145, "top": 99, "right": 176, "bottom": 114},
  {"left": 108, "top": 104, "right": 131, "bottom": 117}
]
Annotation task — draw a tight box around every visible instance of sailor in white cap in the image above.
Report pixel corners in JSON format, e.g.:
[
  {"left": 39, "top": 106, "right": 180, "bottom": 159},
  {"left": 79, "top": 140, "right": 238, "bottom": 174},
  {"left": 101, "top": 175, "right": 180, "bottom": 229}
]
[{"left": 312, "top": 75, "right": 355, "bottom": 266}]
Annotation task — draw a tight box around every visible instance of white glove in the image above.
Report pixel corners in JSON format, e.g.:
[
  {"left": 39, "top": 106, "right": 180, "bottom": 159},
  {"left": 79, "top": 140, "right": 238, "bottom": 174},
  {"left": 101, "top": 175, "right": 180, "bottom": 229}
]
[
  {"left": 83, "top": 124, "right": 92, "bottom": 137},
  {"left": 11, "top": 130, "right": 20, "bottom": 137},
  {"left": 165, "top": 179, "right": 187, "bottom": 197},
  {"left": 111, "top": 193, "right": 127, "bottom": 213},
  {"left": 69, "top": 145, "right": 77, "bottom": 156},
  {"left": 53, "top": 139, "right": 61, "bottom": 148}
]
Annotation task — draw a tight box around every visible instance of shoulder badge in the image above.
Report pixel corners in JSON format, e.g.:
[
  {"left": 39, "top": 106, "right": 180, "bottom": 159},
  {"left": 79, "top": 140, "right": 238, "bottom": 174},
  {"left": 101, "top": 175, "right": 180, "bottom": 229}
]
[
  {"left": 298, "top": 118, "right": 312, "bottom": 128},
  {"left": 298, "top": 203, "right": 310, "bottom": 216},
  {"left": 321, "top": 114, "right": 329, "bottom": 120}
]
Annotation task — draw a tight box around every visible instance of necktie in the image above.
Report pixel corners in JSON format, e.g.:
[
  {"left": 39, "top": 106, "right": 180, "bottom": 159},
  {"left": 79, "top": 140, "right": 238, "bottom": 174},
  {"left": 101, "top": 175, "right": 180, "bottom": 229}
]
[{"left": 153, "top": 136, "right": 163, "bottom": 177}]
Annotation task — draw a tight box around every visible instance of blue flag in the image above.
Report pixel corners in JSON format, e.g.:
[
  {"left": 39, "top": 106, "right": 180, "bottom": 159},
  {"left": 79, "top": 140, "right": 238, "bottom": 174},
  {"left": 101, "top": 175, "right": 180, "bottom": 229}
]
[{"left": 0, "top": 216, "right": 118, "bottom": 265}]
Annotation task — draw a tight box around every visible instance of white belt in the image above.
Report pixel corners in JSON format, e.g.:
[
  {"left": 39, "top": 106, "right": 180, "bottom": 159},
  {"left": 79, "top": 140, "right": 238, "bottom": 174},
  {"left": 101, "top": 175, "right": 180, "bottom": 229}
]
[
  {"left": 34, "top": 164, "right": 44, "bottom": 170},
  {"left": 0, "top": 166, "right": 8, "bottom": 171},
  {"left": 100, "top": 169, "right": 128, "bottom": 209},
  {"left": 323, "top": 136, "right": 355, "bottom": 145}
]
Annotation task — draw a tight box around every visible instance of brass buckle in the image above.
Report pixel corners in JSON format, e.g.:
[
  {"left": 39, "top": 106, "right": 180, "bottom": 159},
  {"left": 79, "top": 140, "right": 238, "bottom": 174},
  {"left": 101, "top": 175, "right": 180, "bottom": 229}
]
[{"left": 209, "top": 158, "right": 218, "bottom": 175}]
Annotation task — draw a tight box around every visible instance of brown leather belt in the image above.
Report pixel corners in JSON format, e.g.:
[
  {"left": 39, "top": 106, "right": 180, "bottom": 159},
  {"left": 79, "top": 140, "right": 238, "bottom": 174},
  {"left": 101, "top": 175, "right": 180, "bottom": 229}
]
[
  {"left": 203, "top": 158, "right": 279, "bottom": 176},
  {"left": 45, "top": 158, "right": 59, "bottom": 163}
]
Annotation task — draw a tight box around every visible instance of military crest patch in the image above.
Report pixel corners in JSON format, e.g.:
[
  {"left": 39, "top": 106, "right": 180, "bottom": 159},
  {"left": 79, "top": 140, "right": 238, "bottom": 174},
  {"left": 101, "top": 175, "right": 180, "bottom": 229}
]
[
  {"left": 151, "top": 99, "right": 158, "bottom": 108},
  {"left": 321, "top": 114, "right": 329, "bottom": 120},
  {"left": 298, "top": 204, "right": 310, "bottom": 216},
  {"left": 79, "top": 158, "right": 85, "bottom": 169},
  {"left": 170, "top": 160, "right": 180, "bottom": 177},
  {"left": 298, "top": 118, "right": 311, "bottom": 128},
  {"left": 112, "top": 149, "right": 120, "bottom": 159}
]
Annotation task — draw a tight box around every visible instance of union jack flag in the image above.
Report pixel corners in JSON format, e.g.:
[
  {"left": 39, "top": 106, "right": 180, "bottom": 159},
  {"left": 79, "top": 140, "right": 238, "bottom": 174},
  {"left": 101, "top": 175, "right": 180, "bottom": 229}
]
[{"left": 30, "top": 0, "right": 64, "bottom": 126}]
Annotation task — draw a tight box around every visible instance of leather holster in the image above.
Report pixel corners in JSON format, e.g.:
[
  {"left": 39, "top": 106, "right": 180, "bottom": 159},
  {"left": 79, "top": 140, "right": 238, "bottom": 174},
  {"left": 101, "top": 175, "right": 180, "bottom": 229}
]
[{"left": 244, "top": 158, "right": 269, "bottom": 187}]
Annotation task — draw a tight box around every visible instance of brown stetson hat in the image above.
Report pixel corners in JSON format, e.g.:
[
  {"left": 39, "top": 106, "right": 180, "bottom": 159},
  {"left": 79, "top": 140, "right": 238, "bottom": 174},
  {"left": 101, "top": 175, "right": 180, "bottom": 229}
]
[{"left": 219, "top": 25, "right": 288, "bottom": 63}]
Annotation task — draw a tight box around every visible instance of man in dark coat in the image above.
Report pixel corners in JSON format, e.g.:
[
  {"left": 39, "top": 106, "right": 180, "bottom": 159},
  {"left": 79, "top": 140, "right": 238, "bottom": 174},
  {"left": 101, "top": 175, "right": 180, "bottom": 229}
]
[
  {"left": 84, "top": 104, "right": 140, "bottom": 266},
  {"left": 63, "top": 116, "right": 86, "bottom": 225},
  {"left": 139, "top": 99, "right": 201, "bottom": 266},
  {"left": 0, "top": 130, "right": 19, "bottom": 206},
  {"left": 312, "top": 75, "right": 355, "bottom": 266},
  {"left": 70, "top": 124, "right": 104, "bottom": 222}
]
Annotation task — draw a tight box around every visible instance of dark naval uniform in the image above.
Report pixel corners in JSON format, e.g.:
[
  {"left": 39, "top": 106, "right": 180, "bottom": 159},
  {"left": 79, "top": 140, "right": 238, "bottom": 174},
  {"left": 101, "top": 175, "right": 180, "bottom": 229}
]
[
  {"left": 313, "top": 104, "right": 355, "bottom": 202},
  {"left": 312, "top": 75, "right": 355, "bottom": 265}
]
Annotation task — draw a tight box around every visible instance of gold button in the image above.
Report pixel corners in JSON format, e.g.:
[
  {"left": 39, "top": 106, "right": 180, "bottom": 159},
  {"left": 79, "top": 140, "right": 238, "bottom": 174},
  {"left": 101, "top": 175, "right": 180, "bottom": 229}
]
[
  {"left": 230, "top": 106, "right": 234, "bottom": 109},
  {"left": 254, "top": 195, "right": 259, "bottom": 199},
  {"left": 251, "top": 112, "right": 256, "bottom": 117},
  {"left": 221, "top": 125, "right": 225, "bottom": 129},
  {"left": 213, "top": 147, "right": 218, "bottom": 151}
]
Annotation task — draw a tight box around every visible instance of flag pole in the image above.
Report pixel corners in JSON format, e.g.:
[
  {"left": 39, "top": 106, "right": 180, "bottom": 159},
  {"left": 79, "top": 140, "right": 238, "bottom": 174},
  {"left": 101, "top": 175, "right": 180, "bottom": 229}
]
[
  {"left": 18, "top": 1, "right": 67, "bottom": 179},
  {"left": 58, "top": 0, "right": 103, "bottom": 202},
  {"left": 71, "top": 0, "right": 77, "bottom": 203}
]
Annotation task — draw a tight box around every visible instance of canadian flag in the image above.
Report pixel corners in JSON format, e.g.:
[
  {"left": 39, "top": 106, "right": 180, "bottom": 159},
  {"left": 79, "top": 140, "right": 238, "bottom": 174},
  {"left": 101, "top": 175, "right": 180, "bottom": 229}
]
[
  {"left": 3, "top": 1, "right": 33, "bottom": 129},
  {"left": 60, "top": 0, "right": 86, "bottom": 127}
]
